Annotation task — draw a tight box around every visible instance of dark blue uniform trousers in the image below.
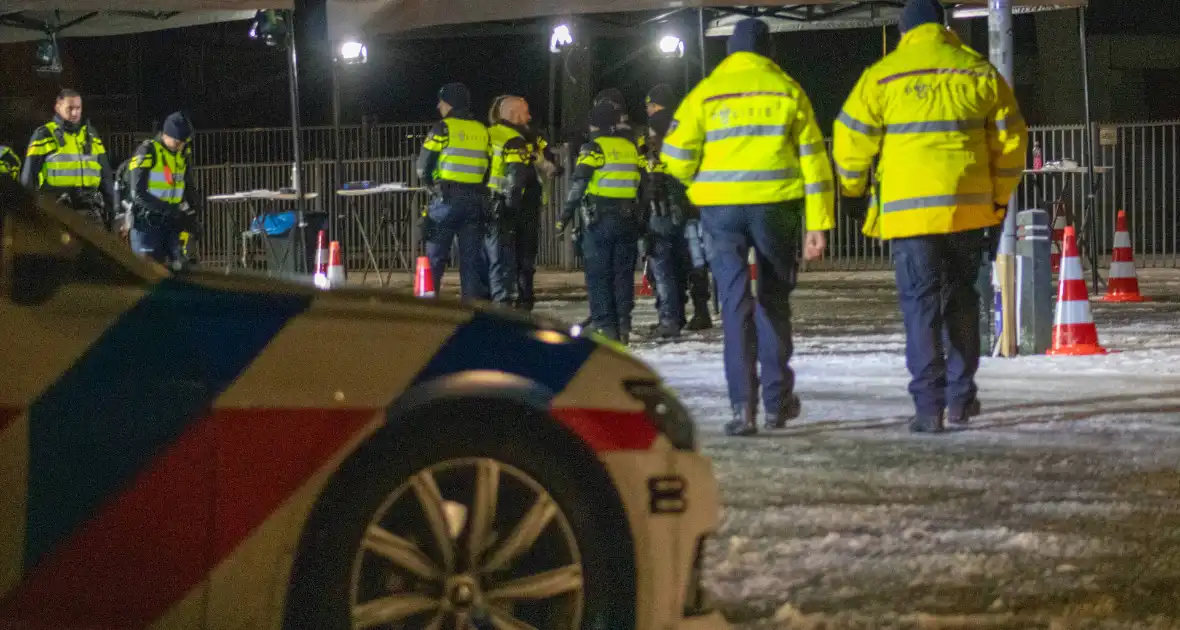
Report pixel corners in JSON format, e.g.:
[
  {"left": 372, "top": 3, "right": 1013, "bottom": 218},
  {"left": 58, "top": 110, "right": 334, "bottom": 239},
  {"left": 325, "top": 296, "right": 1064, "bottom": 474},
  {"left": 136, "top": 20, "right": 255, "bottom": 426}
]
[
  {"left": 485, "top": 198, "right": 542, "bottom": 309},
  {"left": 582, "top": 211, "right": 640, "bottom": 339},
  {"left": 426, "top": 194, "right": 490, "bottom": 301},
  {"left": 648, "top": 214, "right": 688, "bottom": 327},
  {"left": 892, "top": 230, "right": 985, "bottom": 420},
  {"left": 130, "top": 223, "right": 182, "bottom": 266},
  {"left": 701, "top": 202, "right": 800, "bottom": 415}
]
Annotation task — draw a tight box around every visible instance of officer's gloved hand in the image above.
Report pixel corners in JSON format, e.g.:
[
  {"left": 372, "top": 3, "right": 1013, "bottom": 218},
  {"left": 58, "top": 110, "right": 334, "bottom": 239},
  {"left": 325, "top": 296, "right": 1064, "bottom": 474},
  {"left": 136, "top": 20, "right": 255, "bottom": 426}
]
[
  {"left": 840, "top": 195, "right": 870, "bottom": 223},
  {"left": 555, "top": 220, "right": 566, "bottom": 235}
]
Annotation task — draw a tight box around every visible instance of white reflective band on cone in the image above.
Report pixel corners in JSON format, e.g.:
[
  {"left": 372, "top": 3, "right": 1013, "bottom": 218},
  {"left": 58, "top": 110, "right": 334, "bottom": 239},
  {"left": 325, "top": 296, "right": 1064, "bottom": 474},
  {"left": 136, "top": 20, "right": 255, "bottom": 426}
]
[
  {"left": 1109, "top": 261, "right": 1137, "bottom": 278},
  {"left": 1054, "top": 299, "right": 1094, "bottom": 326}
]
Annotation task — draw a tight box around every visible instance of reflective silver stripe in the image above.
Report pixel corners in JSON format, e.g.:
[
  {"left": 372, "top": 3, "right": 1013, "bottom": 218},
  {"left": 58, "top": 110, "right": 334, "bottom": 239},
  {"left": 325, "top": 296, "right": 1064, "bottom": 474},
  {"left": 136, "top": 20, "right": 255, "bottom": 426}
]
[
  {"left": 46, "top": 153, "right": 99, "bottom": 163},
  {"left": 886, "top": 119, "right": 986, "bottom": 134},
  {"left": 149, "top": 172, "right": 185, "bottom": 184},
  {"left": 705, "top": 125, "right": 783, "bottom": 142},
  {"left": 997, "top": 167, "right": 1024, "bottom": 178},
  {"left": 837, "top": 111, "right": 882, "bottom": 136},
  {"left": 799, "top": 142, "right": 825, "bottom": 156},
  {"left": 599, "top": 179, "right": 639, "bottom": 189},
  {"left": 882, "top": 193, "right": 992, "bottom": 214},
  {"left": 805, "top": 181, "right": 833, "bottom": 195},
  {"left": 992, "top": 117, "right": 1019, "bottom": 131},
  {"left": 46, "top": 168, "right": 102, "bottom": 179},
  {"left": 440, "top": 163, "right": 486, "bottom": 174},
  {"left": 600, "top": 163, "right": 639, "bottom": 173},
  {"left": 661, "top": 144, "right": 696, "bottom": 161},
  {"left": 442, "top": 148, "right": 489, "bottom": 159},
  {"left": 149, "top": 188, "right": 184, "bottom": 201},
  {"left": 695, "top": 168, "right": 799, "bottom": 183},
  {"left": 835, "top": 164, "right": 864, "bottom": 179}
]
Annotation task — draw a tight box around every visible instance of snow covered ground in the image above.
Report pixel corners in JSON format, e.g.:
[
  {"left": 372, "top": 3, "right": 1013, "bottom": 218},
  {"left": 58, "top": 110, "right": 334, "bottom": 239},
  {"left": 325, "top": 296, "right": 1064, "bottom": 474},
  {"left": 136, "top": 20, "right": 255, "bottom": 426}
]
[{"left": 539, "top": 270, "right": 1180, "bottom": 629}]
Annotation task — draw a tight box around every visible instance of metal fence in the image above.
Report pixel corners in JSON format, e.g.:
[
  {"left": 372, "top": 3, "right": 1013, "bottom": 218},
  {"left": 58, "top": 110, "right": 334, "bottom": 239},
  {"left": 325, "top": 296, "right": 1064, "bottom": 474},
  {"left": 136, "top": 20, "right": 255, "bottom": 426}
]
[{"left": 121, "top": 119, "right": 1180, "bottom": 274}]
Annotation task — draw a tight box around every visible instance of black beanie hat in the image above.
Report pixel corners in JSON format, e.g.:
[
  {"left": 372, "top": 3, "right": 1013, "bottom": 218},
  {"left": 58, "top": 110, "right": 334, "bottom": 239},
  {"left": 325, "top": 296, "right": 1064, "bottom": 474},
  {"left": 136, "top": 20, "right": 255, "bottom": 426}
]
[
  {"left": 899, "top": 0, "right": 946, "bottom": 34},
  {"left": 594, "top": 88, "right": 626, "bottom": 110},
  {"left": 588, "top": 102, "right": 621, "bottom": 130},
  {"left": 438, "top": 82, "right": 471, "bottom": 110},
  {"left": 162, "top": 112, "right": 192, "bottom": 141},
  {"left": 727, "top": 18, "right": 771, "bottom": 57},
  {"left": 645, "top": 84, "right": 676, "bottom": 110}
]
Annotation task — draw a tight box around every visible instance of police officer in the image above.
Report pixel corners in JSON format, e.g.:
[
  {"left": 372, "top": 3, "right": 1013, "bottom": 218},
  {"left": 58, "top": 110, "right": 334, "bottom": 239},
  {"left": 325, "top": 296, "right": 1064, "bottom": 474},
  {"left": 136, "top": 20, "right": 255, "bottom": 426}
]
[
  {"left": 834, "top": 0, "right": 1027, "bottom": 433},
  {"left": 662, "top": 18, "right": 835, "bottom": 436},
  {"left": 647, "top": 84, "right": 713, "bottom": 331},
  {"left": 126, "top": 112, "right": 194, "bottom": 269},
  {"left": 642, "top": 107, "right": 689, "bottom": 339},
  {"left": 487, "top": 95, "right": 559, "bottom": 311},
  {"left": 0, "top": 144, "right": 19, "bottom": 181},
  {"left": 21, "top": 89, "right": 116, "bottom": 229},
  {"left": 558, "top": 103, "right": 642, "bottom": 344},
  {"left": 416, "top": 82, "right": 492, "bottom": 301}
]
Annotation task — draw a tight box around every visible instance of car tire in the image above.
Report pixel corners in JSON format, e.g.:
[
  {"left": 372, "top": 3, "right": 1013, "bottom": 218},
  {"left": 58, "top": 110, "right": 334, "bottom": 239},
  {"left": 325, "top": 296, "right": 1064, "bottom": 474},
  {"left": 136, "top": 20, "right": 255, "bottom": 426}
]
[{"left": 284, "top": 399, "right": 638, "bottom": 630}]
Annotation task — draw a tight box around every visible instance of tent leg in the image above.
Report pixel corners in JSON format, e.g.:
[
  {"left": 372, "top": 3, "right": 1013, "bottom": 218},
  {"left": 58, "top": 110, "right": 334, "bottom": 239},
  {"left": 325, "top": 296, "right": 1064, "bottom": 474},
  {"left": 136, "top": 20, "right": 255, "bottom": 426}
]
[
  {"left": 288, "top": 10, "right": 308, "bottom": 275},
  {"left": 332, "top": 55, "right": 343, "bottom": 246},
  {"left": 1078, "top": 6, "right": 1100, "bottom": 293}
]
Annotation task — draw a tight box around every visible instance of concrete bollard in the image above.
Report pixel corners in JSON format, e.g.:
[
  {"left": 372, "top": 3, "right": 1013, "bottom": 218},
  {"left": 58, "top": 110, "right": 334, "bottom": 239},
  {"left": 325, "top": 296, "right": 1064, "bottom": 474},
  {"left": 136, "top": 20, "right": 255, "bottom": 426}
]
[{"left": 1017, "top": 209, "right": 1053, "bottom": 355}]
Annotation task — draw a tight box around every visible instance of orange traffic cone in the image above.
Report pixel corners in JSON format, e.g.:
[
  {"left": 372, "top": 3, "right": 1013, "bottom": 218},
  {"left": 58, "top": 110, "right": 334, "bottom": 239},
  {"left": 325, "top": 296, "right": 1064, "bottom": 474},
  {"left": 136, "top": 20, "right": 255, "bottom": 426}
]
[
  {"left": 313, "top": 230, "right": 329, "bottom": 289},
  {"left": 326, "top": 241, "right": 346, "bottom": 288},
  {"left": 1100, "top": 210, "right": 1148, "bottom": 303},
  {"left": 1050, "top": 212, "right": 1067, "bottom": 273},
  {"left": 415, "top": 256, "right": 436, "bottom": 297},
  {"left": 637, "top": 258, "right": 653, "bottom": 297},
  {"left": 1047, "top": 226, "right": 1107, "bottom": 356}
]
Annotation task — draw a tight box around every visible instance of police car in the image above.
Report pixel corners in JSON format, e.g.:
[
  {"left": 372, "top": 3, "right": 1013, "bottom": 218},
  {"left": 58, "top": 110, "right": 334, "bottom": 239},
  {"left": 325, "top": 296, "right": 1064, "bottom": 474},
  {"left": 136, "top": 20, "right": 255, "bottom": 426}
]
[{"left": 0, "top": 179, "right": 728, "bottom": 630}]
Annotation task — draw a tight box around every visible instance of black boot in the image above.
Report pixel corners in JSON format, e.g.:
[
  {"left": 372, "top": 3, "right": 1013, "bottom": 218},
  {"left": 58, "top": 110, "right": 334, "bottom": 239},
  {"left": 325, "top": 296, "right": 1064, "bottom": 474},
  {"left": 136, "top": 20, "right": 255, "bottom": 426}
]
[
  {"left": 909, "top": 411, "right": 946, "bottom": 434},
  {"left": 724, "top": 404, "right": 758, "bottom": 437},
  {"left": 684, "top": 310, "right": 713, "bottom": 331},
  {"left": 764, "top": 394, "right": 802, "bottom": 429},
  {"left": 947, "top": 399, "right": 982, "bottom": 426},
  {"left": 652, "top": 321, "right": 682, "bottom": 340}
]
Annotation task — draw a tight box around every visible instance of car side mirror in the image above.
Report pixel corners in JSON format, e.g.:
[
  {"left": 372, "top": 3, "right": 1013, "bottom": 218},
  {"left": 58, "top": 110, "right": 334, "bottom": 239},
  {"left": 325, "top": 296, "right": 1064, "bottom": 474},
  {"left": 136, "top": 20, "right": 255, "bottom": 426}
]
[{"left": 11, "top": 252, "right": 71, "bottom": 306}]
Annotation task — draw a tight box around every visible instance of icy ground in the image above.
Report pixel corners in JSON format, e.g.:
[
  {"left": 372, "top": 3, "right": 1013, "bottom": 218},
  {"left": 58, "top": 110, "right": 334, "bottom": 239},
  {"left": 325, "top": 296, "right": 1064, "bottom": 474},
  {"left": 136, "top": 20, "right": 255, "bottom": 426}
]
[{"left": 537, "top": 270, "right": 1180, "bottom": 629}]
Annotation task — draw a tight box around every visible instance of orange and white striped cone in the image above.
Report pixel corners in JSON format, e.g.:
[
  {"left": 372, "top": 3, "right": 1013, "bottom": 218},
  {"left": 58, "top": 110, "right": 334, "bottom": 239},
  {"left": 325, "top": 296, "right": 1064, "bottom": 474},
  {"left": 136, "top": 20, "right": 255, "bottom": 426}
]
[
  {"left": 637, "top": 258, "right": 654, "bottom": 297},
  {"left": 1050, "top": 212, "right": 1067, "bottom": 273},
  {"left": 1100, "top": 210, "right": 1148, "bottom": 303},
  {"left": 414, "top": 256, "right": 436, "bottom": 297},
  {"left": 1047, "top": 226, "right": 1107, "bottom": 356},
  {"left": 326, "top": 241, "right": 346, "bottom": 289},
  {"left": 313, "top": 230, "right": 329, "bottom": 289}
]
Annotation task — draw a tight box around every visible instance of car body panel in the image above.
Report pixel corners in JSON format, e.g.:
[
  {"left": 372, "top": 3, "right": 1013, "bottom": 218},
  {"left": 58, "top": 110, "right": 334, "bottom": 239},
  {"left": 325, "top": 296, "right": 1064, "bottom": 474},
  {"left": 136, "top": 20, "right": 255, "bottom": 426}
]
[{"left": 0, "top": 186, "right": 727, "bottom": 629}]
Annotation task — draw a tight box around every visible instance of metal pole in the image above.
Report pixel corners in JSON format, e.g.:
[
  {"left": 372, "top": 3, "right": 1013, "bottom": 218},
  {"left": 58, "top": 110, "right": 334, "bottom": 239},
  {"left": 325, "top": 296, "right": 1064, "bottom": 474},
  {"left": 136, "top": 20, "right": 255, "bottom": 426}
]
[
  {"left": 548, "top": 50, "right": 558, "bottom": 143},
  {"left": 331, "top": 53, "right": 343, "bottom": 246},
  {"left": 988, "top": 0, "right": 1017, "bottom": 356},
  {"left": 287, "top": 10, "right": 307, "bottom": 274},
  {"left": 1078, "top": 7, "right": 1100, "bottom": 293},
  {"left": 698, "top": 5, "right": 707, "bottom": 80}
]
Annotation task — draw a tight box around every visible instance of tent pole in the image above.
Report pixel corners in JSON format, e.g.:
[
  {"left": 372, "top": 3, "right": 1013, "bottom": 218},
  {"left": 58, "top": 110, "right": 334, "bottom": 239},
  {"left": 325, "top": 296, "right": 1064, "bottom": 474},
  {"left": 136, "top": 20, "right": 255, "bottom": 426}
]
[
  {"left": 1078, "top": 6, "right": 1099, "bottom": 293},
  {"left": 698, "top": 5, "right": 706, "bottom": 80},
  {"left": 331, "top": 54, "right": 342, "bottom": 246},
  {"left": 287, "top": 10, "right": 307, "bottom": 275},
  {"left": 988, "top": 0, "right": 1017, "bottom": 357}
]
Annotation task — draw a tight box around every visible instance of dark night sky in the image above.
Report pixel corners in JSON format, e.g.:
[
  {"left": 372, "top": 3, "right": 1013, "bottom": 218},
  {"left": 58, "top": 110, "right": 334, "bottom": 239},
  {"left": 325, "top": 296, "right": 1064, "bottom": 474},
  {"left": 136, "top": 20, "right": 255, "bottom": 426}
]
[{"left": 0, "top": 0, "right": 1176, "bottom": 144}]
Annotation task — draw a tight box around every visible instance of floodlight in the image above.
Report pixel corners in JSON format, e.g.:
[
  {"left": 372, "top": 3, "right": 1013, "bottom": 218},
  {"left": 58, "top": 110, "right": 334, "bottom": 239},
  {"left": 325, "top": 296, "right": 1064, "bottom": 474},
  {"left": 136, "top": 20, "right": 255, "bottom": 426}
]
[
  {"left": 658, "top": 35, "right": 685, "bottom": 58},
  {"left": 339, "top": 40, "right": 368, "bottom": 65},
  {"left": 550, "top": 24, "right": 574, "bottom": 53},
  {"left": 34, "top": 36, "right": 63, "bottom": 75}
]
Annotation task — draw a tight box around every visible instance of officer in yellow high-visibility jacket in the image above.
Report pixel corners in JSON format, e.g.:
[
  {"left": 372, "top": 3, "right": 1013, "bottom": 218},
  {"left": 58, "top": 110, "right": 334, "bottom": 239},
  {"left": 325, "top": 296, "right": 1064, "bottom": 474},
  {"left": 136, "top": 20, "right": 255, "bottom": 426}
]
[
  {"left": 20, "top": 89, "right": 116, "bottom": 229},
  {"left": 0, "top": 145, "right": 19, "bottom": 181},
  {"left": 661, "top": 18, "right": 835, "bottom": 437},
  {"left": 416, "top": 82, "right": 492, "bottom": 301},
  {"left": 833, "top": 0, "right": 1028, "bottom": 433},
  {"left": 126, "top": 112, "right": 194, "bottom": 269},
  {"left": 557, "top": 103, "right": 642, "bottom": 344}
]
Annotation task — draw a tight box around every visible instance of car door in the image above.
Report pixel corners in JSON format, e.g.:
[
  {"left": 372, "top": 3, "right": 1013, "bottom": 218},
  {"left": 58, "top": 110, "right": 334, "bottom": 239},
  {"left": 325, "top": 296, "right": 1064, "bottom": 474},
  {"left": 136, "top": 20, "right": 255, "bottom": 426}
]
[{"left": 0, "top": 187, "right": 214, "bottom": 629}]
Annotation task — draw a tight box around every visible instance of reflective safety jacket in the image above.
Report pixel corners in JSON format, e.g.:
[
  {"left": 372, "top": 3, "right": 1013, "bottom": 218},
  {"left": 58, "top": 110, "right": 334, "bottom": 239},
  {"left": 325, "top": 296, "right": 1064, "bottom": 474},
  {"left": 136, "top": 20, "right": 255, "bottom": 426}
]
[
  {"left": 129, "top": 138, "right": 188, "bottom": 217},
  {"left": 833, "top": 24, "right": 1028, "bottom": 240},
  {"left": 559, "top": 133, "right": 641, "bottom": 227},
  {"left": 22, "top": 119, "right": 111, "bottom": 195},
  {"left": 417, "top": 114, "right": 490, "bottom": 187},
  {"left": 661, "top": 51, "right": 835, "bottom": 232},
  {"left": 0, "top": 145, "right": 19, "bottom": 181},
  {"left": 487, "top": 122, "right": 544, "bottom": 210}
]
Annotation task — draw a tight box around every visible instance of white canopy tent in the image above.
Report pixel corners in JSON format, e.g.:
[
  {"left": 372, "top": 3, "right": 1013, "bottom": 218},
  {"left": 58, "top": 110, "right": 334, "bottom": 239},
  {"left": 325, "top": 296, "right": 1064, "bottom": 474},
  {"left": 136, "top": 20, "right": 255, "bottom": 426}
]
[{"left": 0, "top": 1, "right": 288, "bottom": 43}]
